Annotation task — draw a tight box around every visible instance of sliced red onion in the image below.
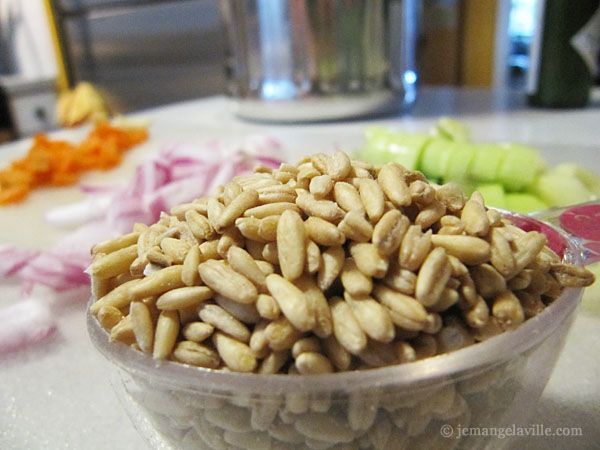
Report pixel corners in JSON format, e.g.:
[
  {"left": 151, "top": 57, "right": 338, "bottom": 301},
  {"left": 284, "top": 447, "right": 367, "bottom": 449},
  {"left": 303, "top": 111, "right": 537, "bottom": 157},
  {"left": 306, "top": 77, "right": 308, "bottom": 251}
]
[
  {"left": 0, "top": 135, "right": 284, "bottom": 353},
  {"left": 0, "top": 246, "right": 40, "bottom": 277}
]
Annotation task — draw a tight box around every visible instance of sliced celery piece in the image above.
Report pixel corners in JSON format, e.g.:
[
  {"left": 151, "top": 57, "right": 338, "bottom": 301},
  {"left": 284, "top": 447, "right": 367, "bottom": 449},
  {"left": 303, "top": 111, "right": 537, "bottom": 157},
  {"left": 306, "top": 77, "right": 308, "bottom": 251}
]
[
  {"left": 533, "top": 173, "right": 594, "bottom": 207},
  {"left": 433, "top": 117, "right": 471, "bottom": 142},
  {"left": 420, "top": 138, "right": 457, "bottom": 180},
  {"left": 475, "top": 183, "right": 506, "bottom": 209},
  {"left": 549, "top": 163, "right": 600, "bottom": 196},
  {"left": 363, "top": 126, "right": 429, "bottom": 169},
  {"left": 444, "top": 143, "right": 477, "bottom": 184},
  {"left": 504, "top": 193, "right": 548, "bottom": 213},
  {"left": 496, "top": 144, "right": 546, "bottom": 192},
  {"left": 468, "top": 144, "right": 506, "bottom": 184}
]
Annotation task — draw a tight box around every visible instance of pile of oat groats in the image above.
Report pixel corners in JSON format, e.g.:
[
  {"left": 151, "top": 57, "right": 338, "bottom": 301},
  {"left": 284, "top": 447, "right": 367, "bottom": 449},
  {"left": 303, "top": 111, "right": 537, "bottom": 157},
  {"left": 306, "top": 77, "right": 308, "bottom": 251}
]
[{"left": 88, "top": 151, "right": 593, "bottom": 450}]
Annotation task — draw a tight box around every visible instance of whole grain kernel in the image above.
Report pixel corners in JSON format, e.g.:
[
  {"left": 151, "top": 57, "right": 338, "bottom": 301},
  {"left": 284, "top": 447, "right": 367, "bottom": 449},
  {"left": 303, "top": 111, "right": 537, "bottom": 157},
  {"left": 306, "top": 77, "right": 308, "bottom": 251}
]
[
  {"left": 173, "top": 340, "right": 220, "bottom": 368},
  {"left": 216, "top": 227, "right": 244, "bottom": 259},
  {"left": 291, "top": 337, "right": 322, "bottom": 358},
  {"left": 435, "top": 183, "right": 466, "bottom": 211},
  {"left": 415, "top": 247, "right": 452, "bottom": 307},
  {"left": 305, "top": 216, "right": 345, "bottom": 247},
  {"left": 181, "top": 245, "right": 201, "bottom": 286},
  {"left": 344, "top": 292, "right": 395, "bottom": 343},
  {"left": 317, "top": 245, "right": 345, "bottom": 291},
  {"left": 199, "top": 303, "right": 251, "bottom": 343},
  {"left": 227, "top": 246, "right": 267, "bottom": 292},
  {"left": 213, "top": 332, "right": 257, "bottom": 373},
  {"left": 256, "top": 294, "right": 281, "bottom": 320},
  {"left": 327, "top": 150, "right": 352, "bottom": 181},
  {"left": 461, "top": 191, "right": 490, "bottom": 236},
  {"left": 311, "top": 153, "right": 329, "bottom": 174},
  {"left": 236, "top": 216, "right": 266, "bottom": 242},
  {"left": 372, "top": 284, "right": 428, "bottom": 330},
  {"left": 372, "top": 210, "right": 409, "bottom": 255},
  {"left": 223, "top": 180, "right": 243, "bottom": 205},
  {"left": 337, "top": 209, "right": 373, "bottom": 243},
  {"left": 258, "top": 350, "right": 290, "bottom": 374},
  {"left": 322, "top": 335, "right": 352, "bottom": 371},
  {"left": 294, "top": 274, "right": 333, "bottom": 338},
  {"left": 358, "top": 178, "right": 385, "bottom": 222},
  {"left": 383, "top": 263, "right": 416, "bottom": 295},
  {"left": 261, "top": 241, "right": 279, "bottom": 265},
  {"left": 470, "top": 263, "right": 507, "bottom": 299},
  {"left": 109, "top": 315, "right": 136, "bottom": 345},
  {"left": 330, "top": 296, "right": 367, "bottom": 355},
  {"left": 156, "top": 286, "right": 213, "bottom": 310},
  {"left": 146, "top": 246, "right": 172, "bottom": 267},
  {"left": 378, "top": 164, "right": 411, "bottom": 207},
  {"left": 199, "top": 239, "right": 220, "bottom": 261},
  {"left": 182, "top": 321, "right": 214, "bottom": 342},
  {"left": 91, "top": 232, "right": 140, "bottom": 256},
  {"left": 341, "top": 257, "right": 373, "bottom": 297},
  {"left": 153, "top": 310, "right": 180, "bottom": 359},
  {"left": 305, "top": 239, "right": 322, "bottom": 274},
  {"left": 128, "top": 265, "right": 186, "bottom": 300},
  {"left": 255, "top": 259, "right": 275, "bottom": 276},
  {"left": 492, "top": 290, "right": 525, "bottom": 330},
  {"left": 249, "top": 321, "right": 270, "bottom": 358},
  {"left": 185, "top": 209, "right": 215, "bottom": 241},
  {"left": 174, "top": 222, "right": 198, "bottom": 249},
  {"left": 463, "top": 295, "right": 490, "bottom": 328},
  {"left": 217, "top": 188, "right": 259, "bottom": 229},
  {"left": 394, "top": 341, "right": 417, "bottom": 364},
  {"left": 266, "top": 274, "right": 315, "bottom": 332},
  {"left": 88, "top": 244, "right": 138, "bottom": 280},
  {"left": 399, "top": 226, "right": 432, "bottom": 271},
  {"left": 215, "top": 294, "right": 261, "bottom": 324},
  {"left": 206, "top": 198, "right": 225, "bottom": 232},
  {"left": 97, "top": 305, "right": 123, "bottom": 331},
  {"left": 264, "top": 316, "right": 304, "bottom": 351},
  {"left": 333, "top": 181, "right": 363, "bottom": 212},
  {"left": 198, "top": 260, "right": 258, "bottom": 304},
  {"left": 349, "top": 243, "right": 389, "bottom": 279},
  {"left": 309, "top": 174, "right": 334, "bottom": 198},
  {"left": 244, "top": 202, "right": 300, "bottom": 219},
  {"left": 430, "top": 234, "right": 491, "bottom": 265},
  {"left": 258, "top": 215, "right": 280, "bottom": 241},
  {"left": 295, "top": 189, "right": 345, "bottom": 222},
  {"left": 129, "top": 302, "right": 154, "bottom": 353},
  {"left": 295, "top": 352, "right": 334, "bottom": 374}
]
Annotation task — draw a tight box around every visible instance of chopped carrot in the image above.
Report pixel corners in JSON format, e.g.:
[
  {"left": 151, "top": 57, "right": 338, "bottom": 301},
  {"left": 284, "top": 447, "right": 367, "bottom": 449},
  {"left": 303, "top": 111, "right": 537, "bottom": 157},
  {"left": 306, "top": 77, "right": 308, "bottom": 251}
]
[
  {"left": 0, "top": 185, "right": 28, "bottom": 204},
  {"left": 0, "top": 122, "right": 148, "bottom": 205}
]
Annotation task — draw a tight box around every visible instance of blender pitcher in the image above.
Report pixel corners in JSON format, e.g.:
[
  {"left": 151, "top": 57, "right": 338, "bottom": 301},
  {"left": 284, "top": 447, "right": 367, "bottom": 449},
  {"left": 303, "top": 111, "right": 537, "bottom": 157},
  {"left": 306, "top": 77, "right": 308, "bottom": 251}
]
[{"left": 219, "top": 0, "right": 419, "bottom": 122}]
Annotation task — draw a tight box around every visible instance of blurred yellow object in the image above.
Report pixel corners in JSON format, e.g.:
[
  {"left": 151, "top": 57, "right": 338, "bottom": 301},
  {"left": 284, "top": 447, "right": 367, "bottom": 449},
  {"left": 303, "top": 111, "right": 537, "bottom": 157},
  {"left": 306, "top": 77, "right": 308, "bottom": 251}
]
[{"left": 57, "top": 82, "right": 110, "bottom": 127}]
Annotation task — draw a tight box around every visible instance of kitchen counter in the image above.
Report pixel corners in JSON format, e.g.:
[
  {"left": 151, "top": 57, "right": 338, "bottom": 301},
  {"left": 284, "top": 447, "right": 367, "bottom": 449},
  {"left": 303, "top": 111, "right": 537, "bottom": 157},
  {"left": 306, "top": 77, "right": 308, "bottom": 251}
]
[{"left": 1, "top": 87, "right": 599, "bottom": 450}]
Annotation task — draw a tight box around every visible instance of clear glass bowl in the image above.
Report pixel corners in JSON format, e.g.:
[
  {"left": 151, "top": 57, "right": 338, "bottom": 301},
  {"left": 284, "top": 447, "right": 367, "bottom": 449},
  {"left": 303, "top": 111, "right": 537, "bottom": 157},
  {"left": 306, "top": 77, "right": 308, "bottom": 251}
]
[{"left": 87, "top": 213, "right": 586, "bottom": 450}]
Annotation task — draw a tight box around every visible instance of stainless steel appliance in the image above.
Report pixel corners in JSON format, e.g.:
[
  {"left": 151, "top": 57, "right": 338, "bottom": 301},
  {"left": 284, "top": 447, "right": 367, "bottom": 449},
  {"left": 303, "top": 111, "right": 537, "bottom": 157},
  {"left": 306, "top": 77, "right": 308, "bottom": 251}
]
[{"left": 220, "top": 0, "right": 419, "bottom": 121}]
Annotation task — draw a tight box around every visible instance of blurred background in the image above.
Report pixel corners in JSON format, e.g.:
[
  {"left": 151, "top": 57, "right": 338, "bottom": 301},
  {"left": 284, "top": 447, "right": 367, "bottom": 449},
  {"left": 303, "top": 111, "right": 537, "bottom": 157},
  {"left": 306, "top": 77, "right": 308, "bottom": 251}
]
[{"left": 0, "top": 0, "right": 597, "bottom": 141}]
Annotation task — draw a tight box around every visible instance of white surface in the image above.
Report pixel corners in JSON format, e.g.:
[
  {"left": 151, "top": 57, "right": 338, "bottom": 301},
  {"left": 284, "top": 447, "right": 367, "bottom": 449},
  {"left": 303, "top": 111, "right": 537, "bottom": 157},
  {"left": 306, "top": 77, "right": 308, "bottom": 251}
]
[{"left": 1, "top": 87, "right": 599, "bottom": 449}]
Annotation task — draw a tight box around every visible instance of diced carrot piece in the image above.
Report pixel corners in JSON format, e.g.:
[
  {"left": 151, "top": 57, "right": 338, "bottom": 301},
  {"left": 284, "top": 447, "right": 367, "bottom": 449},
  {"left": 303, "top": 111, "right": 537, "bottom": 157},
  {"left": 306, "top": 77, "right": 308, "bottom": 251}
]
[
  {"left": 0, "top": 122, "right": 148, "bottom": 205},
  {"left": 0, "top": 185, "right": 29, "bottom": 204}
]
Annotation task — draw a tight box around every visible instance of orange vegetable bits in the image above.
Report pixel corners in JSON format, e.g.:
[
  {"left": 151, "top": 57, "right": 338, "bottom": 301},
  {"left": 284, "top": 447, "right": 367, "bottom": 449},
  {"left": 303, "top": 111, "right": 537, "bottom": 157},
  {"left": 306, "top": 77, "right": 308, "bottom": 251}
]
[{"left": 0, "top": 122, "right": 148, "bottom": 205}]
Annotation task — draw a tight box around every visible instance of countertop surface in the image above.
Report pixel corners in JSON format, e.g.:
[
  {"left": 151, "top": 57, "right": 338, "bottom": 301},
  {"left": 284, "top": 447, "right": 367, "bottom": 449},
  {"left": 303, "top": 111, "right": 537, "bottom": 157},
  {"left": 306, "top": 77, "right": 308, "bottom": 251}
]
[{"left": 1, "top": 87, "right": 599, "bottom": 450}]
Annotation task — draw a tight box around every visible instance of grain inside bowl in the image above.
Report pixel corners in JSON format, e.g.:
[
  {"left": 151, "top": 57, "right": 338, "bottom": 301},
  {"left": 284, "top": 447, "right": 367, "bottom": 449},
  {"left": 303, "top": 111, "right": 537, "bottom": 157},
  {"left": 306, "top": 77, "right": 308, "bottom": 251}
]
[{"left": 87, "top": 151, "right": 594, "bottom": 374}]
